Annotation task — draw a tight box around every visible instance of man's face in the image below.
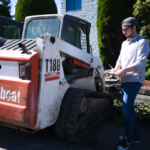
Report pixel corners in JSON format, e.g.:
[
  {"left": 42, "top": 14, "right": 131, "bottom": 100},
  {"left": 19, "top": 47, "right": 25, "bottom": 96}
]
[{"left": 122, "top": 25, "right": 133, "bottom": 38}]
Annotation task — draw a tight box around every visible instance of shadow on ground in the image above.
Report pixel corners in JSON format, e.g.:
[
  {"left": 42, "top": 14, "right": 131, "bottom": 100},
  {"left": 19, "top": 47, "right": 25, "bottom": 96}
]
[{"left": 0, "top": 120, "right": 150, "bottom": 150}]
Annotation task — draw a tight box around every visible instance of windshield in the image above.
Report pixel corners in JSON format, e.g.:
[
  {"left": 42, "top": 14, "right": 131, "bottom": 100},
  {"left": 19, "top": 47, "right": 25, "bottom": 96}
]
[{"left": 26, "top": 18, "right": 59, "bottom": 39}]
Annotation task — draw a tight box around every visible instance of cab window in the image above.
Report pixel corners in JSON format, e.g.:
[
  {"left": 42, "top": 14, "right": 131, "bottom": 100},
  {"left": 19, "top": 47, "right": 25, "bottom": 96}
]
[{"left": 26, "top": 18, "right": 59, "bottom": 39}]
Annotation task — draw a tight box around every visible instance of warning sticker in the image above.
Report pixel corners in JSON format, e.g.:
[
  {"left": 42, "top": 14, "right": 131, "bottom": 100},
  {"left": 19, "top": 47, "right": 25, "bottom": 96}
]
[{"left": 45, "top": 72, "right": 60, "bottom": 82}]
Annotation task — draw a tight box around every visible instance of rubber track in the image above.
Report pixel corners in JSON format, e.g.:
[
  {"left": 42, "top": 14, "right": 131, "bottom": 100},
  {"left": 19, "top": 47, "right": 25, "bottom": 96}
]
[
  {"left": 55, "top": 88, "right": 79, "bottom": 139},
  {"left": 55, "top": 88, "right": 113, "bottom": 143}
]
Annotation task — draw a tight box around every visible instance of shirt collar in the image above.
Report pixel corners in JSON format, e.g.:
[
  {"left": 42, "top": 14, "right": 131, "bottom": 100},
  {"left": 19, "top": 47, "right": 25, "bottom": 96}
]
[{"left": 127, "top": 33, "right": 140, "bottom": 42}]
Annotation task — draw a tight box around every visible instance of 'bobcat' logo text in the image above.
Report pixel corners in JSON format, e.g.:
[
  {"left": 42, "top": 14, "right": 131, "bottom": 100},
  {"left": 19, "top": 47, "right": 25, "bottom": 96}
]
[{"left": 0, "top": 87, "right": 21, "bottom": 103}]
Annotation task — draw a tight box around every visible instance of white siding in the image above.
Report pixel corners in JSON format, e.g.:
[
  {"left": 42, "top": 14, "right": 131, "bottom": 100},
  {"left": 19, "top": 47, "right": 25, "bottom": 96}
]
[{"left": 61, "top": 0, "right": 99, "bottom": 57}]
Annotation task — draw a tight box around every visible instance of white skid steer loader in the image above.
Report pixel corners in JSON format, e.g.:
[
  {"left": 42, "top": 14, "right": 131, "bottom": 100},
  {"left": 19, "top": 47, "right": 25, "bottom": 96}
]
[{"left": 0, "top": 14, "right": 113, "bottom": 143}]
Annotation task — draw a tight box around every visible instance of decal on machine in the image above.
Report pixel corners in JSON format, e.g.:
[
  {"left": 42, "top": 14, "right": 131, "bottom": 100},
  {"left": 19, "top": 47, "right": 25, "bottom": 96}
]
[
  {"left": 45, "top": 59, "right": 60, "bottom": 82},
  {"left": 0, "top": 87, "right": 21, "bottom": 103}
]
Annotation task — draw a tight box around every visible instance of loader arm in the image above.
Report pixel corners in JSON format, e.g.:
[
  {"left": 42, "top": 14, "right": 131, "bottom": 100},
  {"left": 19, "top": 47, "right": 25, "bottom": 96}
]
[{"left": 58, "top": 38, "right": 105, "bottom": 91}]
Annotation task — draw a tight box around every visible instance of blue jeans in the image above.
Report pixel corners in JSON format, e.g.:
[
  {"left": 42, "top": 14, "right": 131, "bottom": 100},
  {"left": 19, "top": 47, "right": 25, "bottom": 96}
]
[{"left": 121, "top": 82, "right": 142, "bottom": 140}]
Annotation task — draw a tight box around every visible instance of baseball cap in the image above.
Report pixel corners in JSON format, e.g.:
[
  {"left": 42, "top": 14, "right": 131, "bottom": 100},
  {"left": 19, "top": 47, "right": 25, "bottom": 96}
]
[{"left": 122, "top": 17, "right": 141, "bottom": 29}]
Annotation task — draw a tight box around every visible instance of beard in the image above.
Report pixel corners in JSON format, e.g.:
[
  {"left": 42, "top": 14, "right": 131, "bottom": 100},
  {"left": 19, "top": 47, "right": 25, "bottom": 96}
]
[{"left": 126, "top": 30, "right": 134, "bottom": 39}]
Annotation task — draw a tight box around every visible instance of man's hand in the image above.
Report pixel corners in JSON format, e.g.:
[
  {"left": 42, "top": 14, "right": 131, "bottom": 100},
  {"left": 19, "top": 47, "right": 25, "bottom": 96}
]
[
  {"left": 115, "top": 69, "right": 126, "bottom": 77},
  {"left": 111, "top": 63, "right": 122, "bottom": 73},
  {"left": 111, "top": 68, "right": 118, "bottom": 73}
]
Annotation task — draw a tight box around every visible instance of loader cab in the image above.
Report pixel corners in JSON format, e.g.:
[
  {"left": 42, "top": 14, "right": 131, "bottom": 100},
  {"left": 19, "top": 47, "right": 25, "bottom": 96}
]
[
  {"left": 22, "top": 14, "right": 91, "bottom": 54},
  {"left": 22, "top": 14, "right": 92, "bottom": 76},
  {"left": 61, "top": 15, "right": 91, "bottom": 54}
]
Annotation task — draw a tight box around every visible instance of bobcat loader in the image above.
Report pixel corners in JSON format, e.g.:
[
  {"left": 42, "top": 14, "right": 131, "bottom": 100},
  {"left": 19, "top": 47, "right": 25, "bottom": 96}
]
[{"left": 0, "top": 14, "right": 113, "bottom": 142}]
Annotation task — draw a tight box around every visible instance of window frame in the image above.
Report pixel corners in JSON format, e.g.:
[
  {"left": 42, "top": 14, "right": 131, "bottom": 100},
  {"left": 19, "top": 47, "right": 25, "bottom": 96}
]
[
  {"left": 24, "top": 16, "right": 60, "bottom": 39},
  {"left": 0, "top": 16, "right": 23, "bottom": 39},
  {"left": 66, "top": 0, "right": 82, "bottom": 12},
  {"left": 61, "top": 15, "right": 91, "bottom": 54}
]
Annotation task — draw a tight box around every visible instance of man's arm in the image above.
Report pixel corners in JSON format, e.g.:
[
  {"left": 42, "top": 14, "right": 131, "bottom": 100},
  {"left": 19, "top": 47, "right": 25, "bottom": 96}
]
[
  {"left": 116, "top": 39, "right": 150, "bottom": 77},
  {"left": 115, "top": 66, "right": 137, "bottom": 77},
  {"left": 132, "top": 39, "right": 150, "bottom": 72}
]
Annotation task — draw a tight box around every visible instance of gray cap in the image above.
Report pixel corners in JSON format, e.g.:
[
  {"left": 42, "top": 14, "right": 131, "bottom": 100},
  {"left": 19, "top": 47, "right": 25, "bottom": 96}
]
[{"left": 122, "top": 17, "right": 141, "bottom": 29}]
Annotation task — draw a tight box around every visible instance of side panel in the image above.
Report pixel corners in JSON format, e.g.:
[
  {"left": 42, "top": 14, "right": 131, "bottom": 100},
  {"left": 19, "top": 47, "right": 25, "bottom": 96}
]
[
  {"left": 0, "top": 51, "right": 39, "bottom": 128},
  {"left": 33, "top": 34, "right": 70, "bottom": 130},
  {"left": 0, "top": 80, "right": 30, "bottom": 127},
  {"left": 58, "top": 37, "right": 105, "bottom": 91}
]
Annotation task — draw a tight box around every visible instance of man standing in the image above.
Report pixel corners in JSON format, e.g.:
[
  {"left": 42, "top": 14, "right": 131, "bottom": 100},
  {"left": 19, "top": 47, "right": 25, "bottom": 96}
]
[{"left": 112, "top": 17, "right": 150, "bottom": 150}]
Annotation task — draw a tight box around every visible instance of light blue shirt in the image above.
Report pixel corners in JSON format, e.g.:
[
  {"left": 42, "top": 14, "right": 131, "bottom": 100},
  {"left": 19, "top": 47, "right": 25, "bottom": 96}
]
[{"left": 117, "top": 34, "right": 150, "bottom": 85}]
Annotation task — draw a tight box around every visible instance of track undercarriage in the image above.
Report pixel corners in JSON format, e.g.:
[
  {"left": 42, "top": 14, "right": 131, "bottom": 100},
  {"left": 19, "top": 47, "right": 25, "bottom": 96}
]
[{"left": 55, "top": 88, "right": 113, "bottom": 143}]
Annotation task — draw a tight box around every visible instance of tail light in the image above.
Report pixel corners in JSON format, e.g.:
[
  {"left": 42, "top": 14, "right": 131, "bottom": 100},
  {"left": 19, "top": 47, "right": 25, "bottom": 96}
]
[
  {"left": 19, "top": 62, "right": 31, "bottom": 79},
  {"left": 25, "top": 64, "right": 30, "bottom": 79}
]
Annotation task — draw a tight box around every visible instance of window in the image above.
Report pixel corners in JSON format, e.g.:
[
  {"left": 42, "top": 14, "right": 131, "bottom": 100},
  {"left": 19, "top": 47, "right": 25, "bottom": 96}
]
[
  {"left": 66, "top": 0, "right": 81, "bottom": 11},
  {"left": 0, "top": 23, "right": 21, "bottom": 39},
  {"left": 65, "top": 20, "right": 88, "bottom": 52},
  {"left": 0, "top": 16, "right": 23, "bottom": 40},
  {"left": 26, "top": 18, "right": 59, "bottom": 39}
]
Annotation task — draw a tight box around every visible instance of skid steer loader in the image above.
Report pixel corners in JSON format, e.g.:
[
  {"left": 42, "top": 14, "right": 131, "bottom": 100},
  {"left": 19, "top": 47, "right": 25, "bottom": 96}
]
[{"left": 0, "top": 14, "right": 113, "bottom": 143}]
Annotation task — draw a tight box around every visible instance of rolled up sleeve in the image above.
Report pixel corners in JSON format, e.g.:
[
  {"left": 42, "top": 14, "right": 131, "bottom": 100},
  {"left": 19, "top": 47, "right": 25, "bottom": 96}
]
[
  {"left": 132, "top": 40, "right": 150, "bottom": 72},
  {"left": 117, "top": 54, "right": 122, "bottom": 64}
]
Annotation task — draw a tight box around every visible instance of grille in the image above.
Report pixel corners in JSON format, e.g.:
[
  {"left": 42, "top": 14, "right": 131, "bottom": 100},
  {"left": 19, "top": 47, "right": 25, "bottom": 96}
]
[{"left": 0, "top": 39, "right": 36, "bottom": 51}]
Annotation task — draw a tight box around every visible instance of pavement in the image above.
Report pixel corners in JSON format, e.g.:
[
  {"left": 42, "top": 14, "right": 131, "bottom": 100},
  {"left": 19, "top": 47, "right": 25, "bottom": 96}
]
[{"left": 0, "top": 120, "right": 150, "bottom": 150}]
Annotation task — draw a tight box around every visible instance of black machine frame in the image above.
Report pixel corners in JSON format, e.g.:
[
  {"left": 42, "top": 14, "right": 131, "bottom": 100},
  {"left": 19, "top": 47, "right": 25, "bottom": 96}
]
[{"left": 0, "top": 15, "right": 23, "bottom": 40}]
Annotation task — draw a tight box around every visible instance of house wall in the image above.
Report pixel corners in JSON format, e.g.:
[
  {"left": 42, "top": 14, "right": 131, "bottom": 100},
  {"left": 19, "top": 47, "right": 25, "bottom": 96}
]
[{"left": 61, "top": 0, "right": 99, "bottom": 57}]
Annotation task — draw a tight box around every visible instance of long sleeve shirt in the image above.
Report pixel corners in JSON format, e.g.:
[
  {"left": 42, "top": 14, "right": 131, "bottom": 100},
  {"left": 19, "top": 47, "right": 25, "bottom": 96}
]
[{"left": 117, "top": 34, "right": 150, "bottom": 85}]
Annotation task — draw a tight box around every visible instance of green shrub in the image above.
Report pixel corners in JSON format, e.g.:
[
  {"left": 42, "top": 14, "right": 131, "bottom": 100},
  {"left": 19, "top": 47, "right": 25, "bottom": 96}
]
[
  {"left": 13, "top": 30, "right": 18, "bottom": 39},
  {"left": 97, "top": 0, "right": 136, "bottom": 68},
  {"left": 133, "top": 0, "right": 150, "bottom": 79},
  {"left": 107, "top": 99, "right": 150, "bottom": 127},
  {"left": 0, "top": 4, "right": 11, "bottom": 18},
  {"left": 133, "top": 0, "right": 150, "bottom": 44},
  {"left": 145, "top": 59, "right": 150, "bottom": 79},
  {"left": 15, "top": 0, "right": 57, "bottom": 22},
  {"left": 0, "top": 0, "right": 11, "bottom": 13}
]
